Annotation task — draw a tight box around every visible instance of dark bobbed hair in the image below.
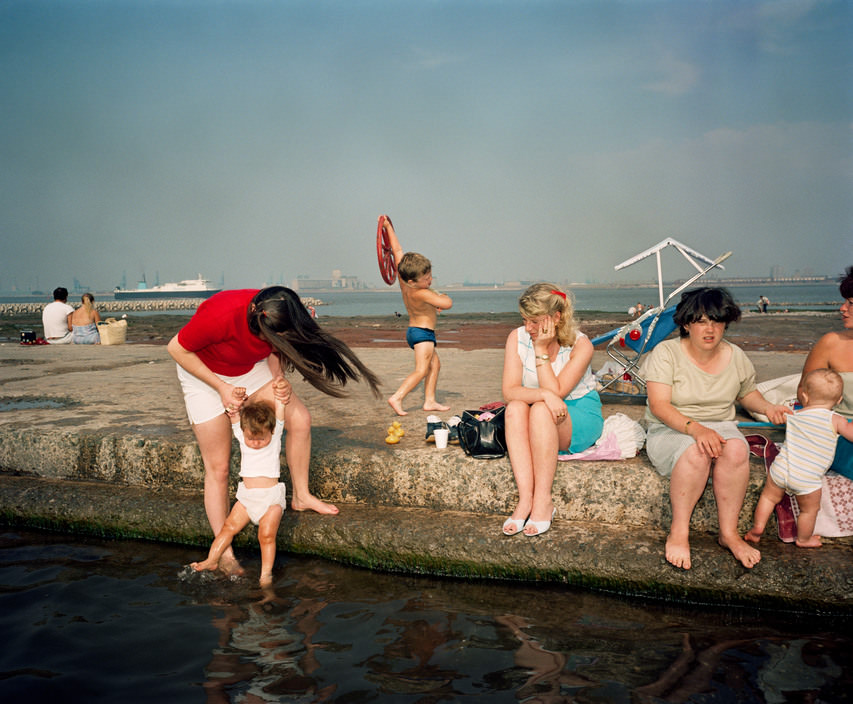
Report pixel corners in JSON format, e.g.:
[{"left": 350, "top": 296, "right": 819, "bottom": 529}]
[
  {"left": 247, "top": 286, "right": 381, "bottom": 398},
  {"left": 673, "top": 287, "right": 741, "bottom": 337},
  {"left": 839, "top": 266, "right": 853, "bottom": 299}
]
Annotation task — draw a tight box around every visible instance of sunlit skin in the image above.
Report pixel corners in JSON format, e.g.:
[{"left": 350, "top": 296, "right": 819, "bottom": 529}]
[
  {"left": 502, "top": 303, "right": 594, "bottom": 537},
  {"left": 647, "top": 314, "right": 791, "bottom": 571},
  {"left": 192, "top": 395, "right": 287, "bottom": 586},
  {"left": 382, "top": 217, "right": 454, "bottom": 416}
]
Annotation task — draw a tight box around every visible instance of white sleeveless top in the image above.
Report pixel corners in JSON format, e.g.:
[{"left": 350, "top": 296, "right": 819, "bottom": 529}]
[
  {"left": 234, "top": 419, "right": 284, "bottom": 479},
  {"left": 516, "top": 327, "right": 597, "bottom": 401}
]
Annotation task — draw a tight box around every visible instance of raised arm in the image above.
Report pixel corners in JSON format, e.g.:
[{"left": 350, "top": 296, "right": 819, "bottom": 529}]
[{"left": 381, "top": 215, "right": 405, "bottom": 265}]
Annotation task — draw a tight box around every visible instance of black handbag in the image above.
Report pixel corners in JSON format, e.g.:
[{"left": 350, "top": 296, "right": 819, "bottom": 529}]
[{"left": 457, "top": 406, "right": 506, "bottom": 459}]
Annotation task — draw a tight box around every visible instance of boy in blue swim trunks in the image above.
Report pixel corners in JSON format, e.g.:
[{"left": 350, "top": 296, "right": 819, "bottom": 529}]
[{"left": 381, "top": 216, "right": 453, "bottom": 416}]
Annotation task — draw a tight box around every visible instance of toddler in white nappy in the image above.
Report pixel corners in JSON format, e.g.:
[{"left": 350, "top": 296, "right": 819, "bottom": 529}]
[
  {"left": 192, "top": 392, "right": 287, "bottom": 586},
  {"left": 746, "top": 369, "right": 853, "bottom": 548}
]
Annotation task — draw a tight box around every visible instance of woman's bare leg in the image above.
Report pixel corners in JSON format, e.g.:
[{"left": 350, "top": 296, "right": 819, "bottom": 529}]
[
  {"left": 666, "top": 445, "right": 712, "bottom": 570},
  {"left": 192, "top": 414, "right": 244, "bottom": 575},
  {"left": 249, "top": 385, "right": 338, "bottom": 515},
  {"left": 504, "top": 401, "right": 534, "bottom": 533},
  {"left": 712, "top": 440, "right": 760, "bottom": 568},
  {"left": 523, "top": 402, "right": 561, "bottom": 535}
]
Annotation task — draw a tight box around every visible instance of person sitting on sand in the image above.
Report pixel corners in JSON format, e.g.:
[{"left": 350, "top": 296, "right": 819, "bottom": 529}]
[
  {"left": 192, "top": 393, "right": 288, "bottom": 586},
  {"left": 746, "top": 368, "right": 853, "bottom": 548},
  {"left": 641, "top": 287, "right": 791, "bottom": 570},
  {"left": 380, "top": 216, "right": 454, "bottom": 416},
  {"left": 70, "top": 292, "right": 102, "bottom": 344}
]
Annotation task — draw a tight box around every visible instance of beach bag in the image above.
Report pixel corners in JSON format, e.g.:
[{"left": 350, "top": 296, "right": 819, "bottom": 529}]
[
  {"left": 748, "top": 374, "right": 800, "bottom": 423},
  {"left": 457, "top": 406, "right": 506, "bottom": 459},
  {"left": 97, "top": 318, "right": 127, "bottom": 345}
]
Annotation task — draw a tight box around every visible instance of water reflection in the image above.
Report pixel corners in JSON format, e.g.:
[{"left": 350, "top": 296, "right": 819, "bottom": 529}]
[{"left": 1, "top": 530, "right": 850, "bottom": 703}]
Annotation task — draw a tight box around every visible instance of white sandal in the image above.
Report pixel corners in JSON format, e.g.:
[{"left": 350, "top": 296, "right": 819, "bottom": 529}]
[
  {"left": 524, "top": 508, "right": 556, "bottom": 537},
  {"left": 502, "top": 516, "right": 527, "bottom": 536}
]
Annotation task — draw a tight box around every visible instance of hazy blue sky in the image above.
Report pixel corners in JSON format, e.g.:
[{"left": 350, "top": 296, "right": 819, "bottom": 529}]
[{"left": 1, "top": 0, "right": 850, "bottom": 292}]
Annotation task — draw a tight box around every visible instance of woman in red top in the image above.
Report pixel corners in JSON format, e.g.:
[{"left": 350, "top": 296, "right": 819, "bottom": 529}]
[{"left": 168, "top": 286, "right": 380, "bottom": 574}]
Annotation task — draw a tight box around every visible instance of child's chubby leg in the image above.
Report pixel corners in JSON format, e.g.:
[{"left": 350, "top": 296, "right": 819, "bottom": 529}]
[
  {"left": 192, "top": 501, "right": 251, "bottom": 574},
  {"left": 257, "top": 503, "right": 284, "bottom": 587},
  {"left": 794, "top": 489, "right": 822, "bottom": 548},
  {"left": 745, "top": 477, "right": 786, "bottom": 544}
]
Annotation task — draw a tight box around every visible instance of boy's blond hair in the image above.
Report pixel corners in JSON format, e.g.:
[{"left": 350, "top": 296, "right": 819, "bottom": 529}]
[
  {"left": 240, "top": 401, "right": 276, "bottom": 437},
  {"left": 398, "top": 252, "right": 432, "bottom": 283},
  {"left": 518, "top": 283, "right": 580, "bottom": 347},
  {"left": 803, "top": 368, "right": 843, "bottom": 405}
]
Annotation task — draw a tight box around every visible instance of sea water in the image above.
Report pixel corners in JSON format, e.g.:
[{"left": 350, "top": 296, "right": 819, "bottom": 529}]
[
  {"left": 2, "top": 282, "right": 841, "bottom": 317},
  {"left": 1, "top": 529, "right": 850, "bottom": 703},
  {"left": 304, "top": 283, "right": 841, "bottom": 318}
]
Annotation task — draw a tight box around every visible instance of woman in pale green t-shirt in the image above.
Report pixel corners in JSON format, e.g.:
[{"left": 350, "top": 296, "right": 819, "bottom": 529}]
[{"left": 641, "top": 288, "right": 790, "bottom": 572}]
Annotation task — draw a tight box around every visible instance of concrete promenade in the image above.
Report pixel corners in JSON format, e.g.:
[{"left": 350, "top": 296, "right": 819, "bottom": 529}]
[{"left": 1, "top": 342, "right": 851, "bottom": 613}]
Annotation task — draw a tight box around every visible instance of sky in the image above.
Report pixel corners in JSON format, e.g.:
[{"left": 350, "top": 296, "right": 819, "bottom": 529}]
[{"left": 1, "top": 0, "right": 850, "bottom": 293}]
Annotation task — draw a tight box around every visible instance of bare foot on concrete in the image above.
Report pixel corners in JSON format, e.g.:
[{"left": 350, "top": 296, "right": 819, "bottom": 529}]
[
  {"left": 291, "top": 493, "right": 339, "bottom": 515},
  {"left": 665, "top": 534, "right": 691, "bottom": 570},
  {"left": 388, "top": 396, "right": 407, "bottom": 416},
  {"left": 744, "top": 527, "right": 763, "bottom": 544},
  {"left": 796, "top": 534, "right": 822, "bottom": 548},
  {"left": 719, "top": 534, "right": 761, "bottom": 568}
]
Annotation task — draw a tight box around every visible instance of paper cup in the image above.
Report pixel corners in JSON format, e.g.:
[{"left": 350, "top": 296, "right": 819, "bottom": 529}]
[{"left": 433, "top": 428, "right": 450, "bottom": 449}]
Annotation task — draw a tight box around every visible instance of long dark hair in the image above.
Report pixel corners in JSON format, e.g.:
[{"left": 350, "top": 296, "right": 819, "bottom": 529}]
[{"left": 247, "top": 287, "right": 381, "bottom": 398}]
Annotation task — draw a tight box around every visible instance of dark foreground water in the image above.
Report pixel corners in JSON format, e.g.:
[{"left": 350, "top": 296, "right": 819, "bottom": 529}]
[{"left": 1, "top": 530, "right": 850, "bottom": 704}]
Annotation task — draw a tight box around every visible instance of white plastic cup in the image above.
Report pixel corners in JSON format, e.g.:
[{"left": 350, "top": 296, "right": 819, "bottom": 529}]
[{"left": 434, "top": 428, "right": 449, "bottom": 449}]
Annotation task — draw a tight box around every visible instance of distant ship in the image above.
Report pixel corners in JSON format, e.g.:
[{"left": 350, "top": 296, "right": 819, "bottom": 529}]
[{"left": 113, "top": 275, "right": 222, "bottom": 300}]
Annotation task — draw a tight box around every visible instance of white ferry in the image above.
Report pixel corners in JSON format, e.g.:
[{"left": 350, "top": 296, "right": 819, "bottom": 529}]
[{"left": 113, "top": 275, "right": 221, "bottom": 300}]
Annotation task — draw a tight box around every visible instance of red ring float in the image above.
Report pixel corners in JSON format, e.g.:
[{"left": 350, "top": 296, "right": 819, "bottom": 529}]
[{"left": 377, "top": 215, "right": 397, "bottom": 285}]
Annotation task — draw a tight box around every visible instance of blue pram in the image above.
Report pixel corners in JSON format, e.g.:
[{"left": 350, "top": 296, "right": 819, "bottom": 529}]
[{"left": 591, "top": 246, "right": 732, "bottom": 399}]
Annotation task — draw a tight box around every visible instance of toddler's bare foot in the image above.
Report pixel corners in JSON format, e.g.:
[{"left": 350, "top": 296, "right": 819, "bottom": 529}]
[
  {"left": 795, "top": 534, "right": 822, "bottom": 548},
  {"left": 191, "top": 559, "right": 218, "bottom": 573},
  {"left": 744, "top": 527, "right": 763, "bottom": 544},
  {"left": 719, "top": 534, "right": 761, "bottom": 568},
  {"left": 423, "top": 401, "right": 450, "bottom": 412},
  {"left": 259, "top": 572, "right": 273, "bottom": 587},
  {"left": 291, "top": 493, "right": 339, "bottom": 515},
  {"left": 388, "top": 397, "right": 407, "bottom": 416},
  {"left": 219, "top": 554, "right": 245, "bottom": 577},
  {"left": 665, "top": 534, "right": 691, "bottom": 570}
]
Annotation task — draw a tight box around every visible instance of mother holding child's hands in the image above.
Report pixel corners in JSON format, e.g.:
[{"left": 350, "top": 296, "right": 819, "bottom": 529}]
[
  {"left": 168, "top": 287, "right": 380, "bottom": 575},
  {"left": 641, "top": 287, "right": 791, "bottom": 571},
  {"left": 501, "top": 284, "right": 604, "bottom": 537}
]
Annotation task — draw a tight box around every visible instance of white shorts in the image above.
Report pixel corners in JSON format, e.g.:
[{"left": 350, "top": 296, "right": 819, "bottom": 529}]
[
  {"left": 177, "top": 360, "right": 274, "bottom": 425},
  {"left": 236, "top": 482, "right": 287, "bottom": 525}
]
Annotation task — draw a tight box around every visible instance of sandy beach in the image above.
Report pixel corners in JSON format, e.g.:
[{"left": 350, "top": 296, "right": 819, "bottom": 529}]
[{"left": 1, "top": 308, "right": 841, "bottom": 353}]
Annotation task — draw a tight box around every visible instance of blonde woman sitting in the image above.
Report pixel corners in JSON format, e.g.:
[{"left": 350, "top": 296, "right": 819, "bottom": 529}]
[
  {"left": 70, "top": 293, "right": 102, "bottom": 344},
  {"left": 501, "top": 283, "right": 604, "bottom": 537}
]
